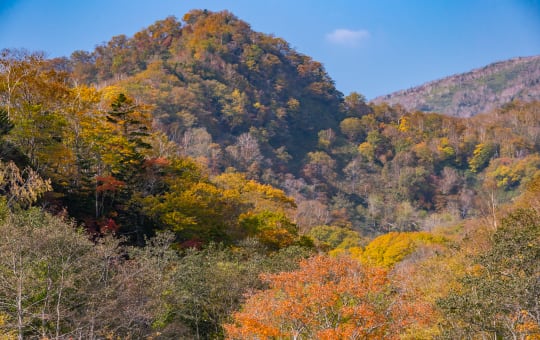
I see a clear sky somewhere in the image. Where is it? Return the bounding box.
[1,0,539,99]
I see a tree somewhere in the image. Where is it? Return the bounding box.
[239,211,298,250]
[343,92,370,117]
[141,158,243,243]
[302,151,337,185]
[103,92,152,181]
[0,50,73,174]
[0,49,45,119]
[340,117,365,142]
[307,225,363,253]
[125,233,311,339]
[0,161,51,209]
[0,208,120,339]
[362,232,446,268]
[225,254,430,339]
[469,142,497,173]
[226,133,263,174]
[438,208,540,339]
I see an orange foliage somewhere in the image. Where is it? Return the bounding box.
[143,157,170,168]
[224,254,430,339]
[96,175,126,193]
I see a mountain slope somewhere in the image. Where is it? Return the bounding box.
[372,55,540,117]
[67,10,345,172]
[53,10,540,236]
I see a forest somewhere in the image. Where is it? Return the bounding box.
[0,9,538,339]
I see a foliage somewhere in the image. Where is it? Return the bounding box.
[469,142,497,173]
[438,208,540,339]
[362,232,446,268]
[370,55,540,118]
[307,224,364,251]
[0,161,51,209]
[0,208,120,339]
[239,211,298,250]
[224,254,431,339]
[0,206,312,339]
[1,12,540,340]
[4,14,540,238]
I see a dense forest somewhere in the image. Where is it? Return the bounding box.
[0,9,538,339]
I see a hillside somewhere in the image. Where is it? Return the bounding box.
[372,55,540,117]
[54,10,540,237]
[1,8,540,339]
[67,10,345,172]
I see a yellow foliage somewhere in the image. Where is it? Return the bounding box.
[329,246,363,260]
[485,155,540,190]
[437,137,455,160]
[362,231,446,268]
[286,98,300,111]
[238,210,298,249]
[0,312,15,340]
[398,116,410,132]
[358,142,375,161]
[100,85,124,104]
[213,172,296,213]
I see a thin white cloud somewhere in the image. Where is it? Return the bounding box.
[325,28,370,47]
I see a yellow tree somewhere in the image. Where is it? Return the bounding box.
[362,231,446,268]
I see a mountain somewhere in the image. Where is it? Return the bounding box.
[2,9,540,340]
[5,10,540,237]
[371,55,540,117]
[54,10,540,236]
[66,10,345,173]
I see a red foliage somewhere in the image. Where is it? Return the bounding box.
[96,175,126,193]
[144,157,170,168]
[99,218,119,233]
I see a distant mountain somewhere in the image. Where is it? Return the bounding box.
[372,56,540,117]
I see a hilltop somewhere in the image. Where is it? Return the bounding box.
[372,55,540,117]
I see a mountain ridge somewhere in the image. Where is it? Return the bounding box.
[371,55,540,117]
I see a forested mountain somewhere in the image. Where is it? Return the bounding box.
[59,10,540,237]
[0,9,539,339]
[67,10,344,173]
[372,55,540,117]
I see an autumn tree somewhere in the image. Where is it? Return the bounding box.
[307,224,364,255]
[225,254,430,339]
[0,161,51,209]
[340,117,365,142]
[0,208,121,339]
[362,231,446,268]
[438,208,540,339]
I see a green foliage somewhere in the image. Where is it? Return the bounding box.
[469,142,497,173]
[340,117,365,141]
[0,208,120,339]
[1,19,539,240]
[127,234,311,339]
[307,225,363,251]
[438,208,540,339]
[0,109,13,136]
[239,211,298,250]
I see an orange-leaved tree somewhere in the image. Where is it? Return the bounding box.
[224,254,430,339]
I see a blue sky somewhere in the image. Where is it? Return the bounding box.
[1,0,539,99]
